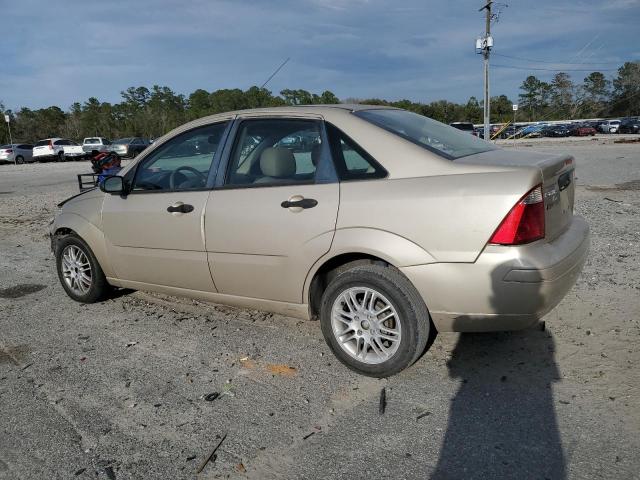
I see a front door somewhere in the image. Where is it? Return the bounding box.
[102,120,230,291]
[205,117,339,303]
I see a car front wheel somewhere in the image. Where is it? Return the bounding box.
[55,234,109,303]
[320,264,433,377]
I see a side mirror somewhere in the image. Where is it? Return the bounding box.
[100,176,126,195]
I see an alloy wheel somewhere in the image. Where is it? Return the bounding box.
[331,286,402,364]
[61,245,92,295]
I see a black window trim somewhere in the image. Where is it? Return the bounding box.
[125,120,233,195]
[213,116,338,190]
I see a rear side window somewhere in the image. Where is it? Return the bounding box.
[326,123,386,181]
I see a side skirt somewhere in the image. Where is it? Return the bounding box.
[107,277,310,320]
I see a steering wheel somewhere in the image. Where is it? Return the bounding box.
[169,166,207,190]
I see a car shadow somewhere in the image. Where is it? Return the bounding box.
[431,264,566,480]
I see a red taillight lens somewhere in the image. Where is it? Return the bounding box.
[48,140,53,150]
[489,185,545,245]
[6,149,12,153]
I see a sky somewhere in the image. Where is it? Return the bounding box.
[1,0,639,110]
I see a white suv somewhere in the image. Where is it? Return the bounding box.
[82,137,111,154]
[32,138,85,162]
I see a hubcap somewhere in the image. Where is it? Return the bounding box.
[61,245,92,295]
[331,287,402,364]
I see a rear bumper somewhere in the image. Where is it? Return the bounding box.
[401,216,590,332]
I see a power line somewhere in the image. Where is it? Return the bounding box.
[492,52,624,66]
[492,63,619,72]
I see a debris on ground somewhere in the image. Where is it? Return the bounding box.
[195,432,227,474]
[204,392,220,402]
[416,411,431,421]
[379,387,387,415]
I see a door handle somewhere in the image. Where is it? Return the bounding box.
[281,198,318,209]
[167,202,194,214]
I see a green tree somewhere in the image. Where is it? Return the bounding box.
[611,61,640,116]
[581,72,610,117]
[550,72,575,118]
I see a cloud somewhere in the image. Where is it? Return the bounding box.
[1,0,638,110]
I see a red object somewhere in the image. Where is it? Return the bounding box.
[5,149,12,153]
[489,185,545,245]
[48,140,54,150]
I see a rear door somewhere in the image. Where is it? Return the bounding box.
[205,116,339,303]
[101,120,232,291]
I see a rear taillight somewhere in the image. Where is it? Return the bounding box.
[489,185,545,245]
[48,140,53,150]
[6,149,12,153]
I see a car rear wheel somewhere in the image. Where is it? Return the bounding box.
[55,234,109,303]
[320,264,433,377]
[57,151,65,162]
[15,155,24,164]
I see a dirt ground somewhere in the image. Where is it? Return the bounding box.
[1,140,639,479]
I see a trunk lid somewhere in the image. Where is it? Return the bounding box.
[455,148,575,241]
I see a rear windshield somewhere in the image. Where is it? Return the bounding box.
[450,123,475,131]
[35,140,50,147]
[355,109,497,160]
[84,138,100,144]
[113,138,132,144]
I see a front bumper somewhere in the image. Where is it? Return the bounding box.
[401,216,590,332]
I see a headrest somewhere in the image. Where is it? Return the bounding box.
[260,147,296,178]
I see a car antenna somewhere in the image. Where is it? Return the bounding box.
[260,57,290,89]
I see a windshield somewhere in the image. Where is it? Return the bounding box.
[113,138,132,144]
[35,140,50,147]
[355,109,497,159]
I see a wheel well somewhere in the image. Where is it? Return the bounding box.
[308,253,389,320]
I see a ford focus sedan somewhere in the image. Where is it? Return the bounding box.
[50,105,589,377]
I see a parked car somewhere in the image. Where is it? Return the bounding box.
[50,105,589,377]
[618,117,640,134]
[109,137,149,158]
[449,122,475,133]
[33,138,85,162]
[519,124,546,138]
[542,124,571,137]
[569,124,597,136]
[0,143,34,164]
[597,119,621,133]
[82,137,111,154]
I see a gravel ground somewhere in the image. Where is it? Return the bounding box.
[0,143,639,480]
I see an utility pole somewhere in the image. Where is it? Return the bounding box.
[4,114,14,165]
[478,1,493,140]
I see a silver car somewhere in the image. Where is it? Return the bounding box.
[0,144,34,164]
[50,105,590,377]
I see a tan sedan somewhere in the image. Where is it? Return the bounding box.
[50,105,589,377]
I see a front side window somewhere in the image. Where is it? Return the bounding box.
[132,122,228,192]
[355,109,497,160]
[225,119,322,187]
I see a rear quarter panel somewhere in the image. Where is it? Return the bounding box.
[336,169,541,263]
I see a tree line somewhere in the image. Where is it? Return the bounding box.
[1,61,638,144]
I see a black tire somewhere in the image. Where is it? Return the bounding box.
[320,264,433,377]
[57,151,65,162]
[15,155,24,164]
[55,234,110,303]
